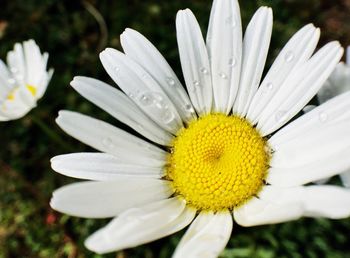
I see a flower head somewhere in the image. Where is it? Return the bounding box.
[51,0,350,257]
[0,39,53,121]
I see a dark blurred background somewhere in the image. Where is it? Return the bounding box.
[0,0,349,257]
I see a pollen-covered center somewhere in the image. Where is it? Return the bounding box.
[166,113,270,211]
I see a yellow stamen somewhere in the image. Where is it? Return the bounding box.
[166,113,270,211]
[6,84,36,101]
[7,91,15,101]
[26,84,37,96]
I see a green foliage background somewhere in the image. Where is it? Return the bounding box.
[0,0,350,257]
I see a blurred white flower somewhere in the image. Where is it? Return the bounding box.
[50,0,350,257]
[318,46,350,104]
[0,39,53,121]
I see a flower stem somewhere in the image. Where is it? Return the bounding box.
[30,114,72,152]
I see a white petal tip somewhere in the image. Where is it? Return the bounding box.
[84,235,109,255]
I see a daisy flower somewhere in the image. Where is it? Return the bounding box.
[51,0,350,256]
[0,39,53,121]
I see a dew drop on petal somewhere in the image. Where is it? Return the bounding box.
[219,72,227,79]
[127,92,135,99]
[193,80,200,87]
[200,67,209,75]
[225,16,236,28]
[102,137,114,149]
[284,51,294,63]
[266,82,273,90]
[318,111,328,122]
[139,93,153,106]
[228,57,237,67]
[166,77,175,86]
[184,104,193,112]
[275,110,288,122]
[162,110,175,124]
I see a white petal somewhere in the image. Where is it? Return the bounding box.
[0,60,11,82]
[233,7,272,116]
[56,110,166,167]
[247,24,320,123]
[268,123,350,186]
[176,9,213,115]
[206,0,242,114]
[6,43,25,81]
[120,29,196,123]
[50,179,173,218]
[257,41,343,136]
[100,48,182,134]
[51,153,164,180]
[270,91,350,147]
[234,186,304,226]
[173,211,232,258]
[302,185,350,219]
[271,121,350,167]
[23,39,46,86]
[85,198,195,254]
[268,150,350,187]
[71,76,173,145]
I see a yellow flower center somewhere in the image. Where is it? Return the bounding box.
[166,113,270,211]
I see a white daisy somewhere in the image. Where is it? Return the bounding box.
[50,0,350,257]
[0,39,53,121]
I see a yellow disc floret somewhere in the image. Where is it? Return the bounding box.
[26,84,37,96]
[166,113,270,211]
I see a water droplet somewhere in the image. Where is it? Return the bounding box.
[284,51,294,63]
[127,92,135,99]
[319,111,328,122]
[166,77,175,86]
[193,80,200,87]
[115,67,120,72]
[228,57,236,67]
[102,137,114,148]
[200,67,209,74]
[139,93,153,106]
[266,82,273,90]
[184,104,193,111]
[232,20,237,28]
[161,110,175,124]
[219,72,227,79]
[275,110,288,122]
[225,16,236,28]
